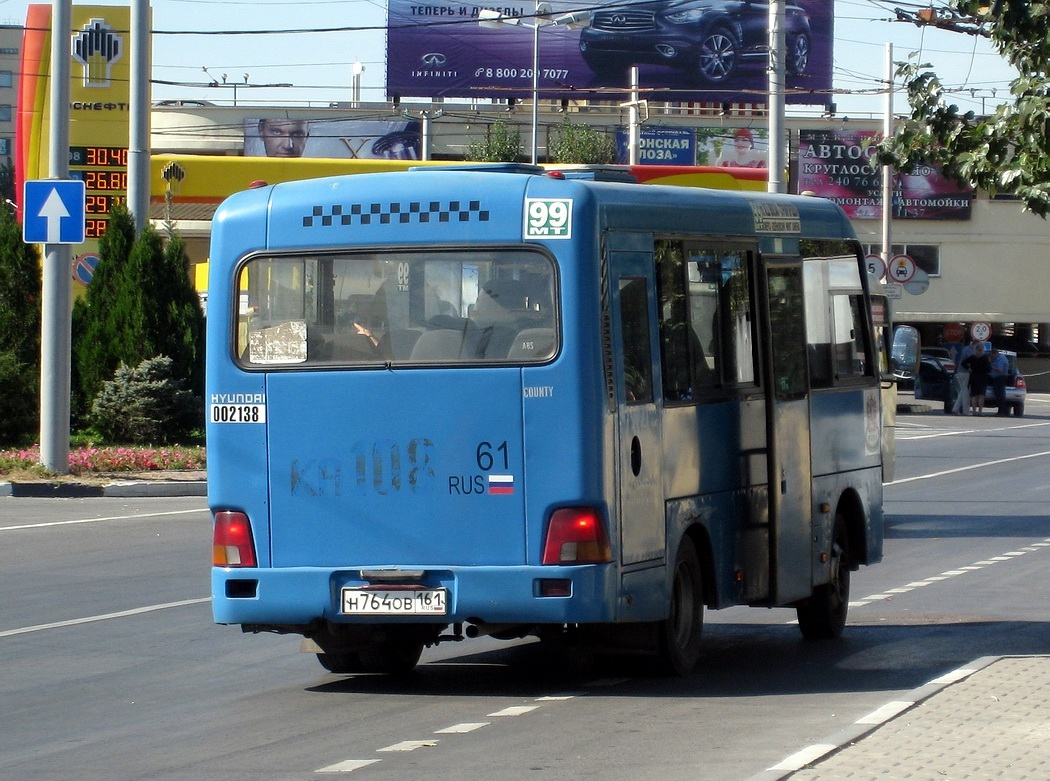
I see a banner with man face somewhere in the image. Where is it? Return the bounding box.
[245,118,423,160]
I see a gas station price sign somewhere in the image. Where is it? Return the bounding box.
[68,145,128,238]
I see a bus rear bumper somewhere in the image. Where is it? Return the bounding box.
[212,564,619,627]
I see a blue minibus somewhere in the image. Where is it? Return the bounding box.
[208,165,884,675]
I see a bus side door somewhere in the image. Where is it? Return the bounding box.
[762,261,814,604]
[608,241,666,567]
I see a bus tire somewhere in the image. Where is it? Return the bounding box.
[316,650,364,674]
[658,537,704,675]
[359,635,424,674]
[797,515,850,640]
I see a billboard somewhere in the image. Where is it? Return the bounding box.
[387,0,834,106]
[615,127,695,165]
[18,5,138,287]
[245,118,423,159]
[696,127,769,167]
[797,129,974,220]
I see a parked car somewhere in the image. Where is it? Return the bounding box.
[921,346,955,365]
[914,355,954,402]
[988,334,1042,356]
[943,349,1027,416]
[578,0,812,84]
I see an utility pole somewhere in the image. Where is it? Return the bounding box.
[126,0,150,232]
[880,43,894,273]
[767,0,785,193]
[39,0,73,473]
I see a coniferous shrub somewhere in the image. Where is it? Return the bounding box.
[90,356,200,444]
[0,203,42,445]
[0,205,41,368]
[72,206,205,426]
[0,351,38,446]
[72,205,138,416]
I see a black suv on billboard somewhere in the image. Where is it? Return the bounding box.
[579,0,811,84]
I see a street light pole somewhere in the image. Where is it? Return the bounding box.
[478,4,588,166]
[531,0,539,164]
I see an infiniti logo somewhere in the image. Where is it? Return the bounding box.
[611,14,627,25]
[421,52,447,66]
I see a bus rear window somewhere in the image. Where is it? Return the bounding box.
[235,249,558,367]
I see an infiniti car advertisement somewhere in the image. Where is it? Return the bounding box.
[386,0,833,105]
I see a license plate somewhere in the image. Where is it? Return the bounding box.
[341,588,447,616]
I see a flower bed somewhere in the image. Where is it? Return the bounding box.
[0,445,206,477]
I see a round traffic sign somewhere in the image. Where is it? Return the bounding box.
[72,252,99,285]
[865,254,887,282]
[943,323,965,343]
[903,268,929,295]
[970,321,992,342]
[888,254,916,284]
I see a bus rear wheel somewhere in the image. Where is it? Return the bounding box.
[316,650,364,674]
[797,515,850,639]
[657,537,704,675]
[359,633,425,674]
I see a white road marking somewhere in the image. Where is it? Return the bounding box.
[0,597,211,638]
[885,448,1050,486]
[435,723,488,734]
[316,759,381,773]
[1,508,205,531]
[854,539,1050,606]
[377,740,438,752]
[488,705,539,717]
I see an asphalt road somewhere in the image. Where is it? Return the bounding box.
[3,395,1049,781]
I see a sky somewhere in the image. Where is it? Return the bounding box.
[0,0,1021,120]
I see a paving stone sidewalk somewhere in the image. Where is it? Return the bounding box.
[755,655,1050,781]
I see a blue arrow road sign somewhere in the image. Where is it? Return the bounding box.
[23,179,86,244]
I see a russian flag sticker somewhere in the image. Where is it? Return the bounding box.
[488,474,514,495]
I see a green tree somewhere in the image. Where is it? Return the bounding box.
[878,1,1050,216]
[0,159,16,205]
[466,119,524,162]
[0,204,41,367]
[72,204,138,415]
[547,116,618,164]
[131,229,205,396]
[0,204,41,444]
[72,205,205,426]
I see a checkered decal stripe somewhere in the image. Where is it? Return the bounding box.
[303,200,490,228]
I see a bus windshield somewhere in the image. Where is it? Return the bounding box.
[236,248,558,367]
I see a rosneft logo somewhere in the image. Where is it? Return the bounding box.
[71,18,124,88]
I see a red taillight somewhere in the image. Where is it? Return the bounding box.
[1015,375,1026,389]
[213,511,256,567]
[542,507,611,565]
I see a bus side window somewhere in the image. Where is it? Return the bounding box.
[619,277,653,404]
[832,294,869,378]
[767,266,809,399]
[656,240,695,401]
[713,254,756,386]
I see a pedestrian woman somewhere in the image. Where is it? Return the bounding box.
[962,342,991,415]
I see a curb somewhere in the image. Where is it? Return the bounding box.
[744,655,1001,781]
[0,480,207,498]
